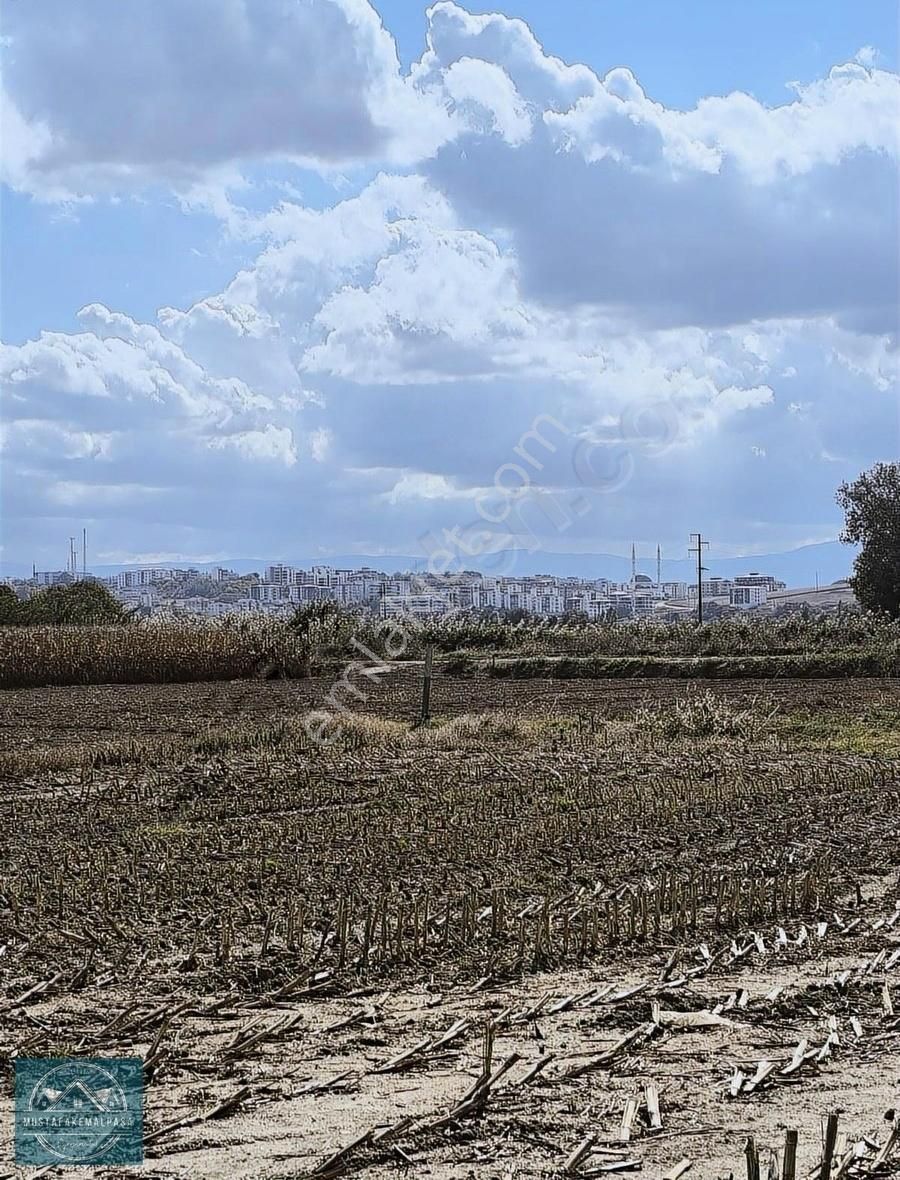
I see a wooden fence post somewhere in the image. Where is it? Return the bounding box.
[781,1128,798,1180]
[745,1137,760,1180]
[420,643,434,724]
[820,1113,839,1179]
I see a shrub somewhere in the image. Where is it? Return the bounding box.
[634,691,775,741]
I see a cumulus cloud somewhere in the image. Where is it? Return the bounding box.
[413,1,599,111]
[426,105,898,329]
[1,1,897,566]
[0,305,307,498]
[1,0,453,198]
[382,471,475,504]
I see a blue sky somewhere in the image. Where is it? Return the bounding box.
[1,0,897,571]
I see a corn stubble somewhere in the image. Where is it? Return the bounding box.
[2,710,895,998]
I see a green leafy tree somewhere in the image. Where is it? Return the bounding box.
[837,461,900,618]
[289,598,345,638]
[21,580,131,625]
[0,584,21,624]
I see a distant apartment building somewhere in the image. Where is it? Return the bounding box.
[250,582,289,603]
[730,585,769,608]
[265,564,296,586]
[32,570,72,587]
[660,580,689,599]
[112,587,155,610]
[383,593,451,619]
[336,571,383,605]
[61,556,797,622]
[687,577,734,599]
[286,584,334,605]
[114,567,175,589]
[733,572,786,592]
[311,565,337,587]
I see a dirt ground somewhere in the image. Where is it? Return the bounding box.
[1,673,898,1178]
[0,671,897,755]
[1,876,898,1179]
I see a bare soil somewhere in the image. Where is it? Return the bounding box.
[1,879,898,1179]
[1,673,898,1178]
[0,672,896,757]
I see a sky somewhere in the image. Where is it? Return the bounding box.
[1,0,898,573]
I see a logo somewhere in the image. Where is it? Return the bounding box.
[15,1058,144,1166]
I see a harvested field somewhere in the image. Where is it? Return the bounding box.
[0,671,898,769]
[1,672,898,1177]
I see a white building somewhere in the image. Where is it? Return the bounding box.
[114,567,175,589]
[734,572,786,592]
[265,564,297,586]
[311,565,336,587]
[250,583,287,603]
[33,570,71,586]
[730,585,768,608]
[286,584,334,604]
[383,593,451,619]
[660,580,689,599]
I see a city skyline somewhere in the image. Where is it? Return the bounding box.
[11,556,804,623]
[2,1,898,567]
[4,531,856,594]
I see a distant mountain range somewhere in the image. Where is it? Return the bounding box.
[2,540,856,590]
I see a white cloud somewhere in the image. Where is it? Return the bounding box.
[440,58,532,145]
[309,427,332,462]
[1,2,897,566]
[1,0,454,198]
[413,1,599,110]
[382,471,473,503]
[413,5,899,330]
[208,425,298,466]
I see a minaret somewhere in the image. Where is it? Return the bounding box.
[657,544,662,591]
[631,542,636,589]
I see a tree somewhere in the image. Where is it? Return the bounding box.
[837,461,900,618]
[20,580,131,625]
[0,584,21,624]
[561,608,590,626]
[289,599,346,638]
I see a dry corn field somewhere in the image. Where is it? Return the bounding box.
[1,671,898,1178]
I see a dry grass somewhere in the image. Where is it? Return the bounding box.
[0,617,311,688]
[633,689,778,741]
[0,695,790,780]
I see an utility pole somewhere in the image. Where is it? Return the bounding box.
[82,528,88,579]
[689,533,709,625]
